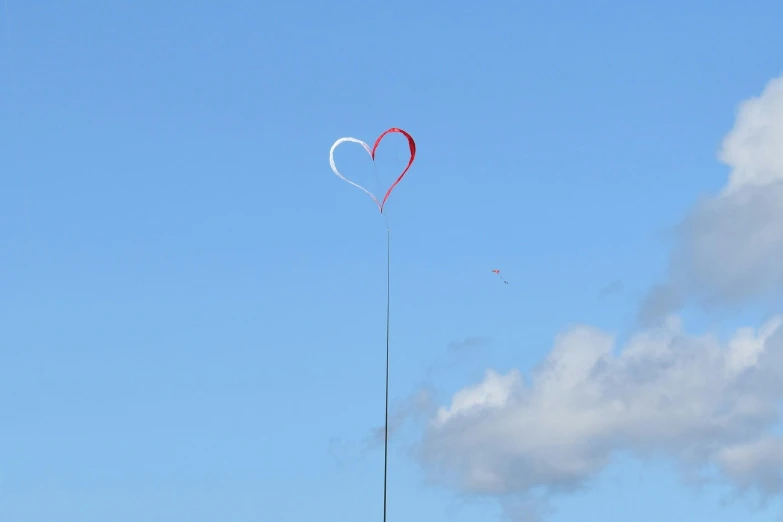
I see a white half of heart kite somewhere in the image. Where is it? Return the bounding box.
[329,136,380,208]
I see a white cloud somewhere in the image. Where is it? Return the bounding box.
[418,316,783,507]
[640,73,783,322]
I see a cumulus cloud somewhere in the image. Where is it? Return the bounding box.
[418,316,783,510]
[640,73,783,323]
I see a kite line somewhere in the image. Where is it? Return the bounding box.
[383,217,390,522]
[329,128,416,522]
[373,170,391,522]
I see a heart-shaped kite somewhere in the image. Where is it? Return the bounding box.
[329,127,416,213]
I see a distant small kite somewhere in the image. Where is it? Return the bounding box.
[492,269,508,284]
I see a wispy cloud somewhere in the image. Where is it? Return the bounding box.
[371,387,437,444]
[448,336,492,353]
[597,280,624,301]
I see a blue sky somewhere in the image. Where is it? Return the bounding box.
[2,1,783,521]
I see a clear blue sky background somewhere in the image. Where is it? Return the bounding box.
[1,1,782,521]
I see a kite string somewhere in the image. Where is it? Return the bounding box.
[372,161,391,522]
[383,219,389,522]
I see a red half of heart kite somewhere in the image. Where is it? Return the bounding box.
[329,127,416,213]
